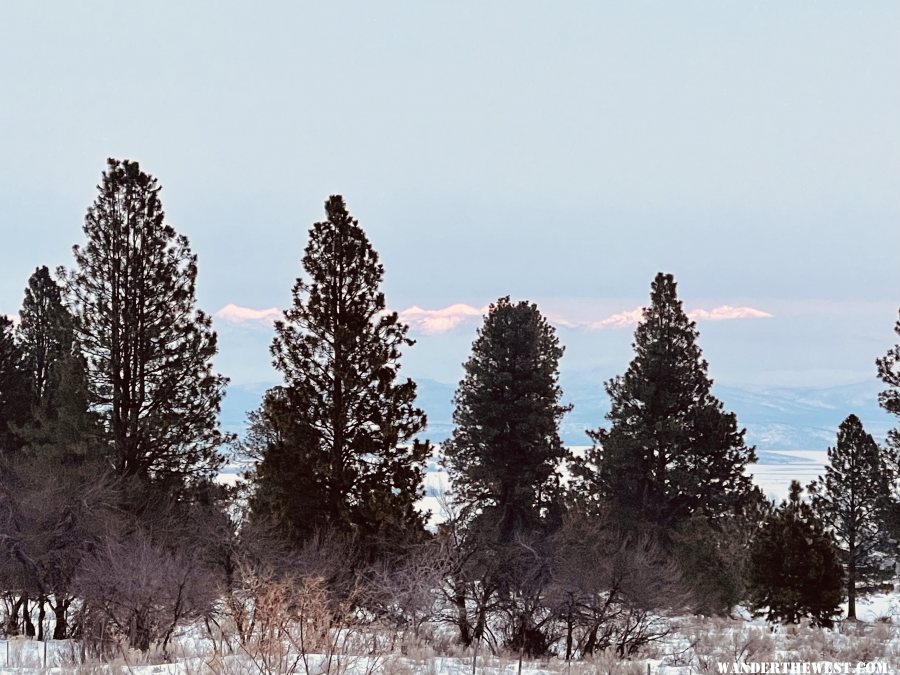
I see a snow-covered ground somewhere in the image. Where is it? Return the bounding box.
[4,599,900,674]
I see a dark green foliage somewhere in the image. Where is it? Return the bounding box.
[874,312,900,597]
[574,273,757,530]
[877,310,900,451]
[14,266,101,462]
[66,158,227,485]
[808,415,896,619]
[443,296,570,541]
[0,267,114,640]
[18,266,74,407]
[672,486,770,614]
[671,515,743,615]
[0,315,28,452]
[440,298,569,653]
[249,195,429,558]
[747,481,844,627]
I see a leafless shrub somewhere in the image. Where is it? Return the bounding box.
[570,649,648,675]
[0,453,121,640]
[75,527,218,657]
[213,526,354,652]
[224,568,382,675]
[690,623,775,674]
[547,511,691,659]
[493,532,556,660]
[432,496,503,653]
[831,634,888,663]
[364,539,453,650]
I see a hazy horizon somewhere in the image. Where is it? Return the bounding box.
[2,2,898,392]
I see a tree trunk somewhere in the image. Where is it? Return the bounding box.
[22,595,35,637]
[583,623,599,656]
[52,599,68,640]
[473,602,487,643]
[37,599,45,641]
[453,583,471,646]
[130,610,152,653]
[5,595,24,636]
[848,559,857,620]
[895,559,900,593]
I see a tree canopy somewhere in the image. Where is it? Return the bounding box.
[66,158,227,486]
[574,272,757,531]
[249,195,429,559]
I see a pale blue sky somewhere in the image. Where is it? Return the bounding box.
[1,2,898,388]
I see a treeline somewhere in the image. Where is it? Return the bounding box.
[0,158,899,660]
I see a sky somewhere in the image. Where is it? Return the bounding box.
[1,2,898,391]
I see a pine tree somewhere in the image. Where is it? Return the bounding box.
[66,158,227,485]
[809,415,896,619]
[574,272,756,530]
[878,310,900,452]
[15,266,99,462]
[876,310,900,584]
[440,298,569,654]
[249,195,429,557]
[0,315,28,453]
[17,267,74,408]
[747,481,844,627]
[443,297,571,541]
[0,269,109,640]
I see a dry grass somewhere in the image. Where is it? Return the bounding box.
[5,603,900,674]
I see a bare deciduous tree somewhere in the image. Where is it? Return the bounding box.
[364,539,452,649]
[547,511,691,658]
[75,527,218,655]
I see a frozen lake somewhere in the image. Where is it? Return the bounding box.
[221,447,835,524]
[750,449,829,502]
[419,448,833,524]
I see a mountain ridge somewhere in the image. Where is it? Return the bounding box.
[220,375,895,452]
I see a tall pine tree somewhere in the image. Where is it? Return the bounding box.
[15,266,99,461]
[249,195,429,557]
[878,310,900,452]
[0,268,109,640]
[441,297,570,652]
[875,311,900,585]
[0,315,28,453]
[808,415,895,619]
[66,158,227,485]
[443,297,570,541]
[18,267,74,408]
[575,273,756,531]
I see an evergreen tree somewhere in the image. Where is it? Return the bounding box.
[809,415,896,619]
[747,481,843,627]
[0,315,28,453]
[17,267,74,408]
[440,298,569,653]
[15,266,100,462]
[0,269,109,640]
[249,195,429,557]
[443,297,570,541]
[671,509,753,615]
[876,310,900,583]
[66,158,227,485]
[574,273,756,530]
[878,309,900,452]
